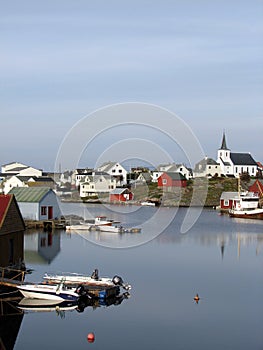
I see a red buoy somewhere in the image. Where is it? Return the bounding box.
[87,332,95,343]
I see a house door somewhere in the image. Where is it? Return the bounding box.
[48,206,53,219]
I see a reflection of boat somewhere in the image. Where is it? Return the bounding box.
[229,191,263,220]
[43,269,132,291]
[17,298,78,312]
[17,282,80,302]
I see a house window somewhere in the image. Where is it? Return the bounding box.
[224,200,229,206]
[162,179,167,185]
[41,206,47,215]
[112,169,116,173]
[119,169,122,173]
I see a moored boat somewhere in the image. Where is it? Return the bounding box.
[228,191,263,220]
[43,269,132,291]
[17,282,80,302]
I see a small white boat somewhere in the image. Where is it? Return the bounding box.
[140,200,156,207]
[17,282,80,302]
[66,216,117,231]
[43,269,131,291]
[97,225,124,233]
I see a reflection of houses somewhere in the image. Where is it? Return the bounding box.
[109,188,134,202]
[9,187,61,221]
[24,232,61,264]
[0,194,25,268]
[158,172,187,190]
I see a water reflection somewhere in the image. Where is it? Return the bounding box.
[24,231,61,264]
[0,298,24,350]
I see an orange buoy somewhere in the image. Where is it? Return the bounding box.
[194,294,200,303]
[87,332,95,343]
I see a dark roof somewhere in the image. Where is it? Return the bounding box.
[163,172,186,180]
[230,153,257,166]
[220,132,229,150]
[30,176,54,182]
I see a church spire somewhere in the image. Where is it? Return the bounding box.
[220,131,228,150]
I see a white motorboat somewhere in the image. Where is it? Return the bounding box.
[229,191,263,220]
[17,282,80,302]
[43,269,132,291]
[66,216,117,231]
[140,200,156,207]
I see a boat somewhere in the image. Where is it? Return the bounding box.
[43,269,132,291]
[17,281,80,302]
[140,200,156,207]
[228,191,263,220]
[17,298,78,312]
[66,216,117,231]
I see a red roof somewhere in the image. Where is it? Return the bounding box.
[0,194,12,227]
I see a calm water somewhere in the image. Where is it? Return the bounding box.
[8,204,263,349]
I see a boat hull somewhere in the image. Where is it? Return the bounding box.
[229,208,263,220]
[18,285,79,302]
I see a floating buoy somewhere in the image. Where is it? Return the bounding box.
[87,332,95,343]
[194,294,200,303]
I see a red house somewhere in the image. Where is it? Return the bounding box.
[158,172,187,189]
[219,192,239,210]
[249,179,263,197]
[109,188,134,202]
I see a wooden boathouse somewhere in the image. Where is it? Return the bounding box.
[0,194,25,274]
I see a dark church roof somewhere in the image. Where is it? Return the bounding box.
[230,153,257,166]
[220,132,229,150]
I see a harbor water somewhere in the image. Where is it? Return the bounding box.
[5,203,263,349]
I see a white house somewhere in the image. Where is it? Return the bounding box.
[96,162,127,185]
[3,175,54,194]
[217,133,258,178]
[9,187,61,221]
[1,162,42,176]
[79,172,116,198]
[193,157,221,178]
[152,163,192,182]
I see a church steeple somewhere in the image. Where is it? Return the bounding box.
[220,131,229,150]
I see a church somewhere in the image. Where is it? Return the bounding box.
[217,132,258,178]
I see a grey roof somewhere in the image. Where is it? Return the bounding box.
[230,153,257,166]
[110,188,130,194]
[164,172,186,180]
[9,187,53,203]
[194,158,219,171]
[220,192,239,200]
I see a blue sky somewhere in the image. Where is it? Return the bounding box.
[1,0,262,171]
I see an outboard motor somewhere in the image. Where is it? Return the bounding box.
[76,284,86,296]
[112,275,131,291]
[91,269,99,280]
